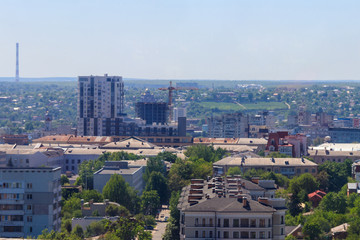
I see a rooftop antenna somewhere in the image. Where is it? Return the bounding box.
[15,43,19,82]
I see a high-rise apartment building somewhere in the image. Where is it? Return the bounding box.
[77,75,125,136]
[173,107,187,122]
[135,102,168,125]
[207,113,249,138]
[0,167,61,238]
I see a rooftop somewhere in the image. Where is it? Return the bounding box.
[214,157,317,167]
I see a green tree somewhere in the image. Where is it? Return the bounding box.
[145,171,169,204]
[226,167,242,176]
[71,225,84,239]
[60,175,70,185]
[185,145,226,162]
[156,151,177,163]
[102,174,138,212]
[143,157,166,182]
[141,190,161,216]
[190,158,213,179]
[319,192,347,214]
[303,220,322,240]
[105,205,130,217]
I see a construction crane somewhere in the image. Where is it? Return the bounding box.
[159,81,198,122]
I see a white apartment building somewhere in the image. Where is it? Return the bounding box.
[178,178,286,240]
[173,107,187,122]
[208,113,249,138]
[77,74,125,136]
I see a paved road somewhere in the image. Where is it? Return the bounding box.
[152,208,170,240]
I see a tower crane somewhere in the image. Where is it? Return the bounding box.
[159,81,198,122]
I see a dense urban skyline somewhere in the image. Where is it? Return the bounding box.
[1,0,360,80]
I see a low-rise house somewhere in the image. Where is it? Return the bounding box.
[308,190,326,207]
[81,199,120,216]
[330,223,349,239]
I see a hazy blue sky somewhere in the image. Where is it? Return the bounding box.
[1,0,360,80]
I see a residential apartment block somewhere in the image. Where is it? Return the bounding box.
[0,167,61,238]
[207,113,249,138]
[178,177,286,240]
[77,74,125,136]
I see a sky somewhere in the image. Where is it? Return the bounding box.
[1,0,360,80]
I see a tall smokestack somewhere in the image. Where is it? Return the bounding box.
[15,43,19,82]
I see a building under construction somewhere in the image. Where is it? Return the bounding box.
[135,102,168,125]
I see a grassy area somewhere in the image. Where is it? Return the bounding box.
[200,102,244,111]
[242,102,288,110]
[199,101,288,111]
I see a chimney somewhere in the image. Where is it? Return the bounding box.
[243,197,248,207]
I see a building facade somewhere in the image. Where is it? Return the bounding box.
[208,113,249,138]
[135,102,168,125]
[93,161,145,194]
[0,167,61,238]
[178,178,286,240]
[77,74,125,136]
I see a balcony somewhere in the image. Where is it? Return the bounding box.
[0,221,24,226]
[0,232,24,238]
[0,210,24,215]
[0,199,24,204]
[194,224,214,227]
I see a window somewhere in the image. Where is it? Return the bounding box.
[281,216,284,224]
[27,183,32,189]
[202,218,206,227]
[210,218,213,226]
[281,228,284,235]
[259,231,265,239]
[241,218,249,227]
[181,227,184,235]
[259,219,265,227]
[27,205,32,210]
[30,227,32,233]
[195,218,198,226]
[305,168,308,173]
[268,231,271,238]
[233,231,239,238]
[26,194,32,200]
[66,159,69,164]
[224,231,229,239]
[71,166,74,170]
[224,219,229,227]
[72,160,75,164]
[241,231,249,239]
[202,231,205,238]
[250,232,256,239]
[78,159,81,164]
[312,169,316,173]
[268,219,271,227]
[250,219,256,227]
[195,231,198,238]
[233,219,239,227]
[218,231,220,238]
[27,216,32,222]
[209,231,213,238]
[297,168,301,173]
[218,219,221,227]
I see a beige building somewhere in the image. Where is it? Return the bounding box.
[178,178,286,240]
[308,149,360,164]
[213,157,318,177]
